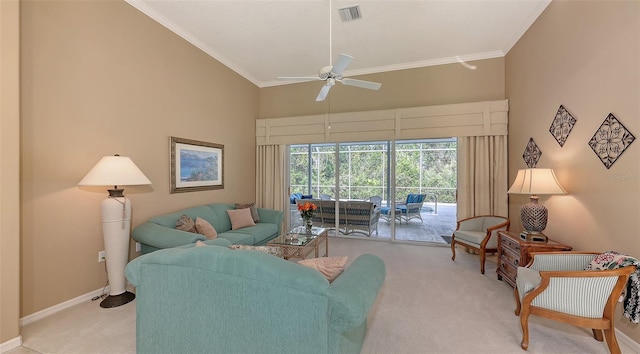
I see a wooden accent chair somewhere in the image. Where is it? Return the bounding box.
[514,252,636,354]
[450,215,510,274]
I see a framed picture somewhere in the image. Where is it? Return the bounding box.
[170,137,224,193]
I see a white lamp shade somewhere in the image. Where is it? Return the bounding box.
[507,168,566,195]
[78,155,151,187]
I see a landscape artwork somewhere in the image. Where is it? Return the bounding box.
[170,137,224,193]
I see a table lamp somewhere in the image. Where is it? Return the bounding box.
[78,154,151,308]
[507,168,566,242]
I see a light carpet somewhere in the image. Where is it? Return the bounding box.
[8,238,636,354]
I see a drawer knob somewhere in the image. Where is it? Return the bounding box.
[514,259,519,266]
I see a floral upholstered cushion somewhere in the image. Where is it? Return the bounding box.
[175,214,196,233]
[235,202,260,223]
[229,244,282,257]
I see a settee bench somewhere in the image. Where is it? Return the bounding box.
[297,199,380,236]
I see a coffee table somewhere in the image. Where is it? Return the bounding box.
[267,226,328,260]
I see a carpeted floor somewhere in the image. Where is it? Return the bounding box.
[8,238,637,354]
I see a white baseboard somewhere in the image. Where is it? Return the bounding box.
[0,335,22,353]
[617,328,640,353]
[20,287,108,326]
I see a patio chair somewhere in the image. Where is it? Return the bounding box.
[450,215,509,274]
[380,194,427,224]
[514,251,638,353]
[367,196,382,208]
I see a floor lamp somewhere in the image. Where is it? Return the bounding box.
[78,154,151,308]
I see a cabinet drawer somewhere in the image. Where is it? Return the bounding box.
[500,236,521,253]
[500,258,518,283]
[500,248,521,268]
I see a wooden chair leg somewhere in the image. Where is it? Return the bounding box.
[514,287,521,316]
[520,306,530,350]
[592,329,603,341]
[451,238,456,261]
[480,249,486,274]
[603,328,621,354]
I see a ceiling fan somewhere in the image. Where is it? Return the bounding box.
[277,54,382,102]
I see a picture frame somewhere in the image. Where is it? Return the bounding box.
[170,137,224,193]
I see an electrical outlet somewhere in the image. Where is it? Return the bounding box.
[135,242,141,253]
[98,250,106,262]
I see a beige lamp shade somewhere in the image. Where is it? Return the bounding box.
[507,168,566,196]
[78,155,151,187]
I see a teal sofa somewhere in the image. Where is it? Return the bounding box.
[132,203,284,254]
[125,243,386,354]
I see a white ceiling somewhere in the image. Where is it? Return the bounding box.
[126,0,551,88]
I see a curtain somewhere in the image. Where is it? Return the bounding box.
[457,136,508,219]
[256,145,286,212]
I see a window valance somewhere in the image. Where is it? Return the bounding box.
[256,99,508,145]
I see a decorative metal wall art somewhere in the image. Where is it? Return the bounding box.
[522,138,542,168]
[588,113,635,169]
[549,105,577,147]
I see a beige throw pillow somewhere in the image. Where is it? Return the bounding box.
[298,256,348,282]
[235,202,260,223]
[195,217,218,239]
[227,208,256,230]
[175,214,196,233]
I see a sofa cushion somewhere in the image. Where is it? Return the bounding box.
[218,231,255,245]
[151,206,218,229]
[206,204,234,232]
[195,217,217,239]
[175,215,196,233]
[453,230,486,246]
[228,224,279,245]
[235,202,260,223]
[227,208,256,230]
[298,256,348,282]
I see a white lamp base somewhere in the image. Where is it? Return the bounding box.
[100,192,134,308]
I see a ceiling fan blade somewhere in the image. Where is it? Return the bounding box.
[341,78,382,90]
[316,84,332,102]
[277,76,321,82]
[331,54,353,76]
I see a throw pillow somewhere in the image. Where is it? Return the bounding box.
[235,202,260,223]
[195,240,207,247]
[229,244,283,257]
[195,217,218,240]
[301,194,313,200]
[227,208,256,230]
[298,256,348,282]
[175,214,196,233]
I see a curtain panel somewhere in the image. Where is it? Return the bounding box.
[457,135,508,219]
[256,144,286,212]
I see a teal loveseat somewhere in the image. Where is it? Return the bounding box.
[125,244,386,354]
[132,203,284,254]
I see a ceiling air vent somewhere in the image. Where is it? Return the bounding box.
[338,5,362,22]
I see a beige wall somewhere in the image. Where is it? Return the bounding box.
[1,0,21,345]
[260,57,505,118]
[19,0,258,316]
[506,0,639,342]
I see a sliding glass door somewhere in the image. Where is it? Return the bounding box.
[288,139,457,244]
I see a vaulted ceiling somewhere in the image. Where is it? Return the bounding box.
[126,0,551,88]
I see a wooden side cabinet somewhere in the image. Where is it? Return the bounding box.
[496,231,572,287]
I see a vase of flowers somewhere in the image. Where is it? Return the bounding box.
[297,202,317,233]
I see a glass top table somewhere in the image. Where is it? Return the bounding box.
[267,226,329,260]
